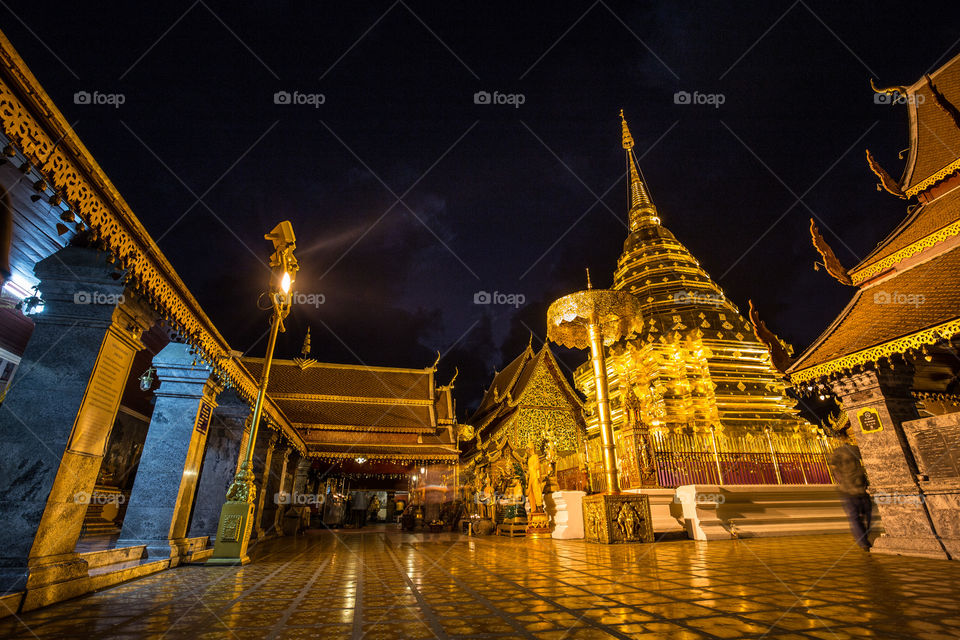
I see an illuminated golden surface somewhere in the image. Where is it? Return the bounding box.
[546,289,643,350]
[2,529,959,639]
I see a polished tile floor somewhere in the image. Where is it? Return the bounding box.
[2,527,959,639]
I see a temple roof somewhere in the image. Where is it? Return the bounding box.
[791,55,960,383]
[851,186,960,281]
[242,356,458,461]
[244,358,433,400]
[243,357,440,434]
[899,51,960,197]
[470,343,582,434]
[788,247,960,382]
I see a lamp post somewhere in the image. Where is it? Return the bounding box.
[209,221,298,565]
[546,275,653,543]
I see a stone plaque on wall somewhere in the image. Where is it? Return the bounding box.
[67,330,132,456]
[910,423,960,479]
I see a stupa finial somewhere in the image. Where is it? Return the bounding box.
[300,326,311,358]
[620,110,659,227]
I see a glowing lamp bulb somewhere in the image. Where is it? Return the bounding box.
[280,271,291,293]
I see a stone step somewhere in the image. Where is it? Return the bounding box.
[87,557,170,592]
[78,545,147,570]
[181,548,214,564]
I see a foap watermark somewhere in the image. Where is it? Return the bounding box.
[274,90,326,108]
[673,290,724,307]
[874,92,925,106]
[872,290,925,308]
[74,291,125,306]
[675,492,726,504]
[73,491,126,505]
[275,492,323,505]
[474,290,525,308]
[282,292,326,308]
[473,90,525,108]
[674,90,725,109]
[74,90,125,108]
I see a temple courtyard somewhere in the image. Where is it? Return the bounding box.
[0,529,956,640]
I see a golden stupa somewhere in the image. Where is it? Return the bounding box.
[575,112,816,489]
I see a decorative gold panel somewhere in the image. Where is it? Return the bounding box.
[582,493,653,544]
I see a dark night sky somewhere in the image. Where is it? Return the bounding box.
[5,2,960,415]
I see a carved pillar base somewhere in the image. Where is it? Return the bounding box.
[582,493,653,544]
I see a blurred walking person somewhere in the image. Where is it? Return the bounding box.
[829,428,872,550]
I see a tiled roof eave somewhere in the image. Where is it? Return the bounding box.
[789,316,960,384]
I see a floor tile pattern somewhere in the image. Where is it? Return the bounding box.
[2,527,959,639]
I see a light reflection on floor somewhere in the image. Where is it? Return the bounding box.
[1,527,958,639]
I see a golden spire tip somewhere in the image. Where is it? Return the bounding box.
[620,109,634,150]
[586,268,593,290]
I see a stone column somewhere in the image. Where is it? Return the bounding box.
[830,365,948,558]
[117,343,221,563]
[249,430,277,540]
[258,443,289,538]
[293,456,310,495]
[0,246,154,610]
[188,391,250,540]
[272,447,295,535]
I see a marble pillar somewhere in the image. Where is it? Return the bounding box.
[831,366,949,558]
[0,246,154,609]
[117,343,221,562]
[188,392,250,540]
[249,431,277,540]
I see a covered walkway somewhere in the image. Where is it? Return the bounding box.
[1,529,957,639]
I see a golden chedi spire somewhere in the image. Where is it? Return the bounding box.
[620,110,658,229]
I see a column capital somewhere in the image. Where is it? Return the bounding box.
[152,342,217,400]
[32,245,128,327]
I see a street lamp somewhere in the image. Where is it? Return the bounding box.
[209,221,299,565]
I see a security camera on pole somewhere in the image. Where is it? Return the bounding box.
[208,222,298,565]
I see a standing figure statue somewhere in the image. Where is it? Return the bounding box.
[480,472,495,520]
[526,446,544,512]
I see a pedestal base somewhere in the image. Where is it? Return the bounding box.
[497,517,527,537]
[582,493,653,544]
[207,501,254,565]
[526,510,551,537]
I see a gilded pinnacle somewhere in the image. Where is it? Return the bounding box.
[620,109,634,150]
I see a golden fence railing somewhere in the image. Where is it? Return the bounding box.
[650,430,838,488]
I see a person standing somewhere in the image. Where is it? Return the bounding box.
[828,428,872,550]
[352,490,368,529]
